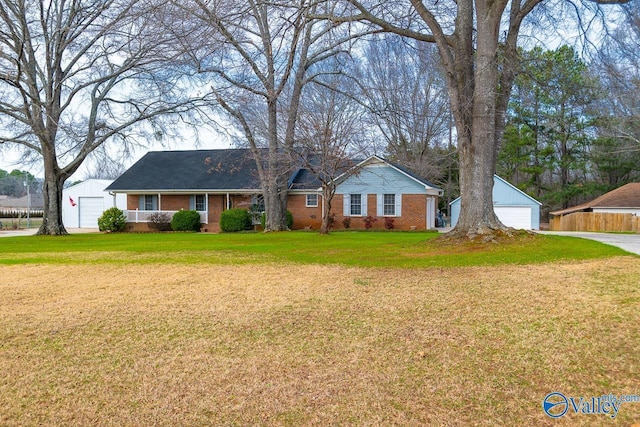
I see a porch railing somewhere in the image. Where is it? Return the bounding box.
[125,210,208,224]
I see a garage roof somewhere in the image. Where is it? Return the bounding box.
[550,182,640,216]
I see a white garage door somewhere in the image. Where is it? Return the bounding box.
[79,197,105,228]
[494,206,531,230]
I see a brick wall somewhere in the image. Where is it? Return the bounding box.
[159,195,190,211]
[288,194,322,230]
[124,192,435,232]
[327,194,431,231]
[126,195,138,210]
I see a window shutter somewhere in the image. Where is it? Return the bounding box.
[139,195,144,210]
[396,194,402,217]
[376,194,383,216]
[189,195,195,210]
[362,194,368,217]
[343,194,350,216]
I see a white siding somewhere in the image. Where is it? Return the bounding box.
[449,176,541,230]
[592,208,640,215]
[62,179,127,228]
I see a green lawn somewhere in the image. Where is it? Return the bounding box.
[1,231,639,425]
[0,230,631,267]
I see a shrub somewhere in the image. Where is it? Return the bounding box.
[97,207,127,232]
[260,210,294,229]
[327,213,336,231]
[363,215,377,229]
[220,208,252,232]
[148,212,172,232]
[171,210,202,232]
[342,216,351,229]
[384,217,395,230]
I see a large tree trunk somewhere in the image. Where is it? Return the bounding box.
[454,134,504,238]
[38,153,69,235]
[263,182,287,231]
[262,97,289,232]
[448,1,506,239]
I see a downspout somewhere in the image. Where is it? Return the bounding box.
[205,193,209,224]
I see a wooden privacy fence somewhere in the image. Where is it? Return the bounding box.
[550,212,639,232]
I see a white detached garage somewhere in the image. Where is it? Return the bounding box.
[449,175,542,230]
[62,179,127,229]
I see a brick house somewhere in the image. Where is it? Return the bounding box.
[106,149,442,232]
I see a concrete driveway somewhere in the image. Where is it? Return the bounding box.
[537,231,640,255]
[0,228,99,238]
[0,229,37,238]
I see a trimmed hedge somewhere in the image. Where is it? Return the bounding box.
[220,208,252,232]
[98,207,127,232]
[171,210,202,232]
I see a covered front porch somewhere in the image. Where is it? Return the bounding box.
[121,192,261,232]
[124,209,208,224]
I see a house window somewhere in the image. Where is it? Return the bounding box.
[350,194,362,216]
[194,195,206,211]
[383,194,395,216]
[251,194,265,212]
[377,193,401,217]
[306,194,318,207]
[140,195,158,210]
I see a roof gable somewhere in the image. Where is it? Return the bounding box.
[449,175,542,207]
[335,155,442,192]
[106,149,262,192]
[551,182,640,216]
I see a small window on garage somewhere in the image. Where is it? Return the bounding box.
[306,194,318,207]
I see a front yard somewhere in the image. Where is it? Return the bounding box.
[0,232,638,425]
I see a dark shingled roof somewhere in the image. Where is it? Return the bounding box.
[107,149,443,194]
[550,182,640,216]
[106,149,262,192]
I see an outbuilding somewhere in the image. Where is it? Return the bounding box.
[62,179,127,229]
[449,175,542,230]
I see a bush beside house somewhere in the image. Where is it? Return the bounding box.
[171,210,202,232]
[220,208,252,232]
[97,207,127,232]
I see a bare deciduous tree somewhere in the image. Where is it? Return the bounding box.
[327,0,633,239]
[294,73,370,234]
[181,0,356,231]
[357,34,454,189]
[0,0,207,235]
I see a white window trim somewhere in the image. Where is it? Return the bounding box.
[190,194,207,211]
[140,194,158,211]
[306,193,318,208]
[343,193,367,217]
[377,193,402,217]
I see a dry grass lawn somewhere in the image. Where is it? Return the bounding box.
[1,258,639,426]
